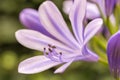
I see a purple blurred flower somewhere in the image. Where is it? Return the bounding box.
[16,0,103,74]
[63,0,117,18]
[107,31,120,78]
[105,0,116,16]
[19,8,55,38]
[63,0,100,19]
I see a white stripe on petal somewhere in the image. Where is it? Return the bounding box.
[18,56,62,74]
[69,0,86,45]
[15,29,73,53]
[84,18,103,45]
[38,1,80,49]
[54,59,73,73]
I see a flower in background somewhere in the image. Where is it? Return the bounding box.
[63,0,117,18]
[105,0,117,16]
[63,0,100,19]
[107,31,120,79]
[16,0,103,74]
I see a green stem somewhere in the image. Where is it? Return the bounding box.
[90,37,108,65]
[98,57,108,65]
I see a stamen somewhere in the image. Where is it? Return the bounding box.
[59,52,62,55]
[48,44,52,47]
[43,44,63,62]
[44,48,46,50]
[48,48,52,52]
[43,47,49,57]
[59,52,63,62]
[52,46,56,48]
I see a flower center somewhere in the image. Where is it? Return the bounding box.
[43,44,63,62]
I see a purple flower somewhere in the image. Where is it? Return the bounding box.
[16,0,103,74]
[19,8,55,38]
[105,0,116,16]
[107,31,120,79]
[64,0,117,18]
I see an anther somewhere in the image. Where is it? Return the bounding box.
[52,46,56,48]
[48,44,52,47]
[49,48,52,52]
[59,52,62,55]
[44,48,46,50]
[46,52,48,55]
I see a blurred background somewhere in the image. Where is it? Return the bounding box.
[0,0,113,80]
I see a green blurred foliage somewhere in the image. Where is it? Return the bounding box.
[0,0,112,80]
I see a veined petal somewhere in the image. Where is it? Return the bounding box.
[107,31,120,78]
[68,47,99,62]
[54,59,73,73]
[38,1,80,49]
[15,29,73,53]
[86,2,100,19]
[69,0,86,45]
[18,56,62,74]
[19,8,53,37]
[84,18,103,45]
[82,47,99,61]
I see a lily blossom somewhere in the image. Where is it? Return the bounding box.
[16,0,103,74]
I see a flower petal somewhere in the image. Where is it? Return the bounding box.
[105,0,116,16]
[107,31,120,78]
[69,0,86,45]
[96,0,106,17]
[84,18,103,45]
[15,29,73,53]
[19,8,54,38]
[54,60,73,73]
[68,47,99,62]
[38,1,80,49]
[63,0,73,14]
[18,56,62,74]
[82,47,99,61]
[86,2,100,19]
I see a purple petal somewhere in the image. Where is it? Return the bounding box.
[15,29,73,53]
[19,8,53,37]
[69,0,86,45]
[84,18,103,45]
[86,2,100,19]
[81,47,99,62]
[54,60,73,73]
[107,31,120,78]
[18,56,62,74]
[105,0,116,16]
[38,1,80,49]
